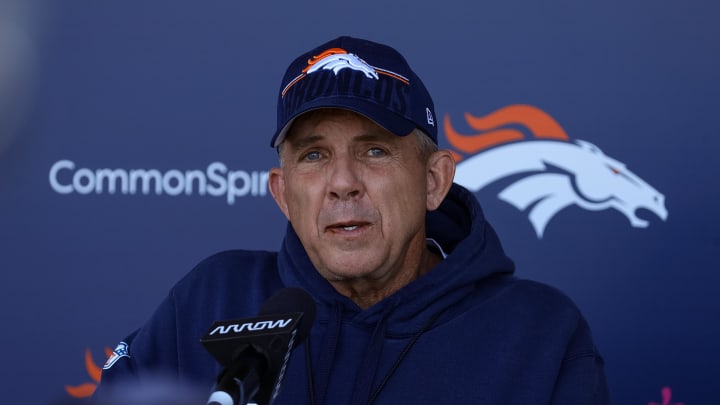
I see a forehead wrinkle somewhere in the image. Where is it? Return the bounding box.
[352,131,398,144]
[285,133,325,150]
[287,125,397,150]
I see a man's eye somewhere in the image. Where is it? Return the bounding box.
[303,151,322,161]
[367,147,386,157]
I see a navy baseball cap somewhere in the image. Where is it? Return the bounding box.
[271,36,437,147]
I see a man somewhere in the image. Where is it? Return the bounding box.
[94,36,610,404]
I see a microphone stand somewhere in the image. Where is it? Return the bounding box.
[207,349,265,405]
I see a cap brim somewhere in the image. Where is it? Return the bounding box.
[271,97,416,147]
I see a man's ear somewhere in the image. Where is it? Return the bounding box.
[268,167,290,220]
[426,150,456,211]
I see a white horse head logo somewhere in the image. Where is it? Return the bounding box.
[304,48,379,80]
[448,105,668,238]
[281,48,410,98]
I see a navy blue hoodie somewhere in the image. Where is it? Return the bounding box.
[94,184,610,404]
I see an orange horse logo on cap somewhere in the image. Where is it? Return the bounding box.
[282,47,409,98]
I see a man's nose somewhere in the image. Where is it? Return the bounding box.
[326,156,363,200]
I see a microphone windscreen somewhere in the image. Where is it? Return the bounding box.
[259,287,316,343]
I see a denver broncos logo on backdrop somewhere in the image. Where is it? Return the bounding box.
[65,346,112,398]
[282,47,409,97]
[447,105,668,238]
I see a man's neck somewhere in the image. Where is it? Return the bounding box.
[330,248,443,309]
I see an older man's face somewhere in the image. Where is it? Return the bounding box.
[269,110,437,286]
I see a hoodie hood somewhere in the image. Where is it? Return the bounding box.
[277,183,515,333]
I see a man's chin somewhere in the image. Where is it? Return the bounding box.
[318,260,386,282]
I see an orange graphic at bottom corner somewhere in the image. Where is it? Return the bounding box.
[65,347,112,398]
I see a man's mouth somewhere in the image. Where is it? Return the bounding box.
[327,222,370,232]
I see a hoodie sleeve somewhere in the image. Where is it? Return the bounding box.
[550,316,611,405]
[91,292,180,402]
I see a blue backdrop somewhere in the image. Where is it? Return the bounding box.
[1,1,718,404]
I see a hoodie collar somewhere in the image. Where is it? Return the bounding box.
[277,183,515,331]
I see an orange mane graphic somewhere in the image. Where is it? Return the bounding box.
[445,104,570,162]
[65,347,112,398]
[446,104,668,238]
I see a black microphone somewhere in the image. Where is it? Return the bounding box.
[201,288,316,405]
